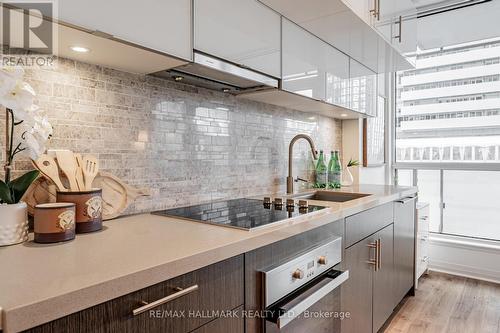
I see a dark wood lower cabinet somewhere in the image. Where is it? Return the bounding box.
[372,224,395,333]
[342,223,396,333]
[341,233,375,333]
[191,306,244,333]
[24,255,244,333]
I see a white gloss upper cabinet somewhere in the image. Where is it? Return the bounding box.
[282,19,326,101]
[375,0,418,61]
[350,58,377,116]
[194,0,281,78]
[58,0,192,60]
[392,16,418,62]
[325,47,351,109]
[342,0,417,67]
[282,19,349,106]
[341,0,375,25]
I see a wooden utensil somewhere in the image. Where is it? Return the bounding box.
[23,171,151,220]
[82,155,99,190]
[74,153,85,191]
[23,177,57,216]
[32,155,67,191]
[55,150,79,191]
[92,171,151,220]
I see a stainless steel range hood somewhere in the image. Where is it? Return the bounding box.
[153,51,279,93]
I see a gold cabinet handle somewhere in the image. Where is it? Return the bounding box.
[376,239,381,270]
[369,0,380,20]
[369,0,377,17]
[132,284,199,316]
[393,15,402,43]
[367,241,378,271]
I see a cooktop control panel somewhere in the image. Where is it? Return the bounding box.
[261,237,342,307]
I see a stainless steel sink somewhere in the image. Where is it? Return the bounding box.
[291,190,371,202]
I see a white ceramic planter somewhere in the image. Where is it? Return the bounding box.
[0,202,29,246]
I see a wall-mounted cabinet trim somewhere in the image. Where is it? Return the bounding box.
[239,88,366,119]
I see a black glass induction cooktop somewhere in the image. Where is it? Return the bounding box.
[152,198,325,230]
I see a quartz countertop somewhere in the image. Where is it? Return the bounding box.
[0,184,417,332]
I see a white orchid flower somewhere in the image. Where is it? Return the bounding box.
[16,110,53,160]
[0,66,24,79]
[0,67,24,96]
[13,104,39,125]
[32,114,53,141]
[22,130,45,160]
[1,81,36,113]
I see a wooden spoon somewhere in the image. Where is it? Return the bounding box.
[32,155,67,192]
[82,155,99,190]
[55,150,79,191]
[74,153,85,191]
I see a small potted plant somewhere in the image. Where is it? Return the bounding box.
[0,67,52,246]
[342,158,359,187]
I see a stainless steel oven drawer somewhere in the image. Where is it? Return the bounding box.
[265,269,348,332]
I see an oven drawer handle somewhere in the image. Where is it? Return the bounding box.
[132,284,199,316]
[274,270,349,329]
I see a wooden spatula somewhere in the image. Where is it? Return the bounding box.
[55,150,79,191]
[33,154,67,192]
[82,155,99,190]
[74,153,85,191]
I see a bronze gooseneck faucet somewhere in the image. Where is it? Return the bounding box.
[287,134,318,194]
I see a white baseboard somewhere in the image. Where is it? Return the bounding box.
[429,259,500,284]
[428,234,500,284]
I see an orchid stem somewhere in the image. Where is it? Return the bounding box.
[4,108,15,183]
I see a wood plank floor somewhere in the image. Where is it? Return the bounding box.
[384,271,500,333]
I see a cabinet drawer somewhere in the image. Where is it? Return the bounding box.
[417,255,429,278]
[191,306,244,333]
[25,255,244,333]
[418,216,430,234]
[345,203,394,248]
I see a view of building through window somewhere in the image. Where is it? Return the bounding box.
[396,37,500,163]
[396,38,500,241]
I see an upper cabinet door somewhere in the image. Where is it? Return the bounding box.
[194,0,281,78]
[282,19,327,101]
[350,58,377,116]
[341,0,374,25]
[282,18,350,106]
[58,0,192,60]
[376,0,417,63]
[325,46,350,109]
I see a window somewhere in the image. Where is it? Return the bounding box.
[395,37,500,241]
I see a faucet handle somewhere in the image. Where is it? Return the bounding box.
[295,177,309,183]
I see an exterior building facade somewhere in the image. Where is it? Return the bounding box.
[396,38,500,163]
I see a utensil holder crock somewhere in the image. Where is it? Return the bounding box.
[57,189,103,233]
[34,203,76,243]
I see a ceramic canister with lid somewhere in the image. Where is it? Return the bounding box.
[34,203,76,243]
[57,189,103,233]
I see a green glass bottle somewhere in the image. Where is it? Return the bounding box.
[327,151,335,188]
[315,150,328,188]
[328,150,342,189]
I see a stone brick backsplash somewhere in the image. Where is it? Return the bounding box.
[0,58,341,214]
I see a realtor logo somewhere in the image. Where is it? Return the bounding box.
[0,0,57,67]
